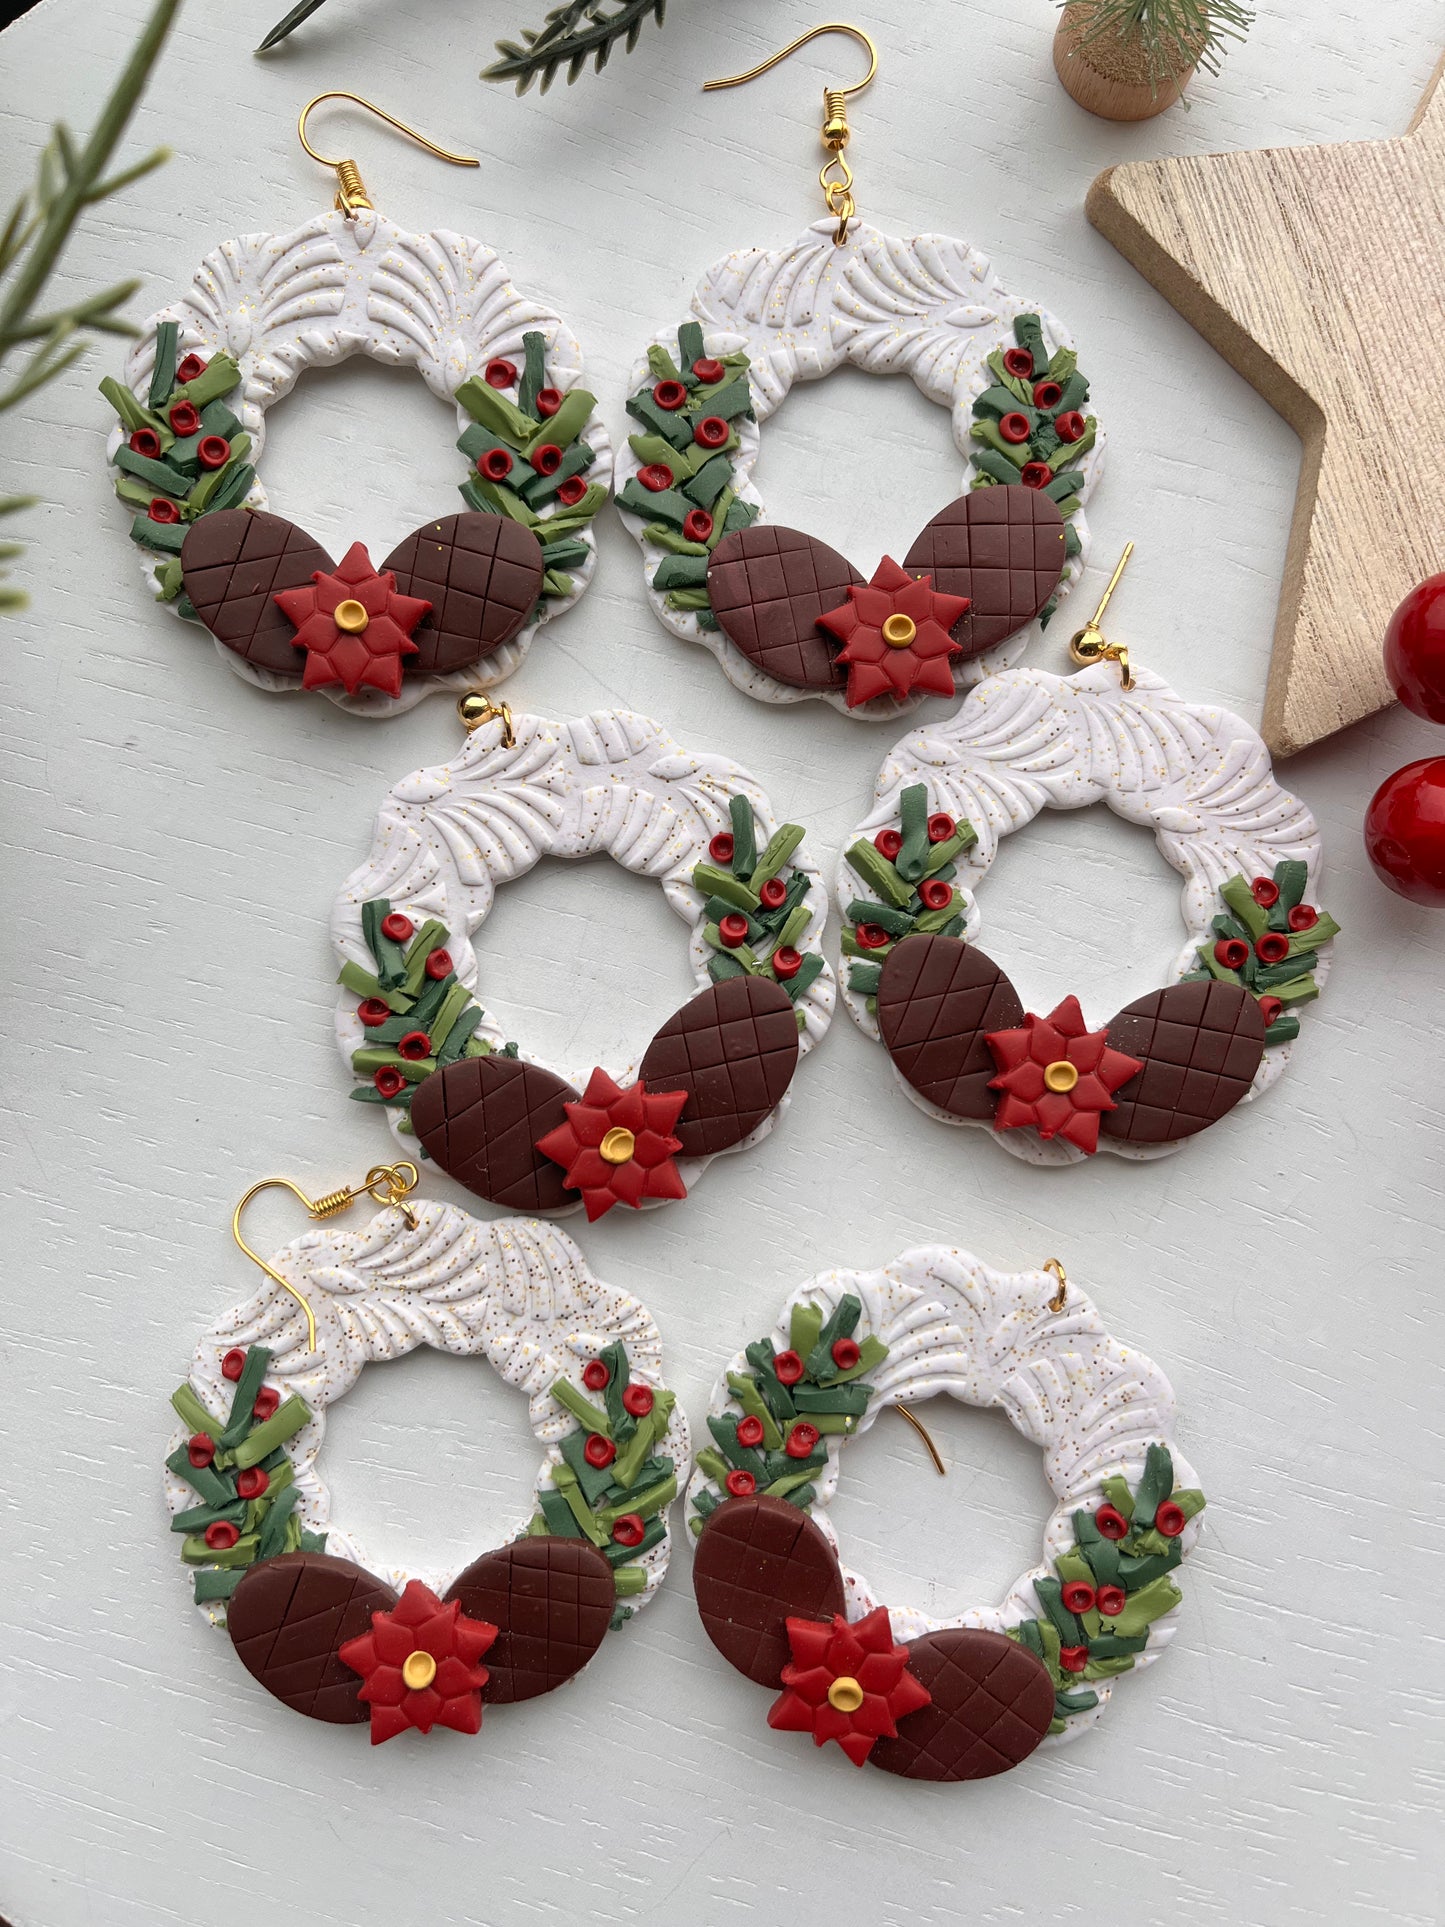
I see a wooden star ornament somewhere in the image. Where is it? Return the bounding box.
[1087,52,1445,757]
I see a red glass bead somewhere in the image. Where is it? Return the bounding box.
[583,1360,611,1391]
[874,828,904,860]
[204,1521,240,1551]
[221,1349,246,1382]
[998,411,1032,445]
[830,1337,861,1371]
[479,448,514,481]
[374,1066,406,1098]
[1383,572,1445,722]
[652,379,688,411]
[927,813,956,843]
[709,831,735,863]
[736,1415,765,1448]
[424,949,453,980]
[535,387,563,418]
[129,427,162,459]
[918,879,953,912]
[1059,1645,1089,1674]
[1255,932,1290,965]
[1060,1580,1096,1614]
[611,1513,646,1548]
[1365,757,1445,905]
[176,353,207,384]
[530,443,564,476]
[1020,461,1054,489]
[485,359,517,388]
[1032,379,1064,410]
[855,922,890,950]
[1214,937,1250,971]
[380,912,414,941]
[1055,410,1087,443]
[1155,1499,1187,1537]
[692,357,726,384]
[252,1386,281,1421]
[725,1469,757,1497]
[1096,1584,1126,1617]
[397,1030,432,1061]
[785,1422,820,1459]
[758,876,788,909]
[772,947,803,980]
[1003,347,1034,378]
[1257,995,1284,1027]
[773,1349,804,1385]
[1094,1503,1129,1541]
[584,1434,617,1469]
[357,997,391,1027]
[168,400,201,436]
[1250,877,1280,907]
[682,509,714,543]
[719,912,750,948]
[148,498,181,524]
[236,1466,269,1500]
[693,415,729,449]
[187,1433,216,1468]
[637,463,674,492]
[197,435,231,470]
[622,1383,654,1417]
[556,475,588,507]
[1286,904,1318,932]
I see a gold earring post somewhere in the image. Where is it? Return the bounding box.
[703,24,878,246]
[894,1402,947,1475]
[232,1163,420,1350]
[297,92,479,217]
[1069,541,1136,690]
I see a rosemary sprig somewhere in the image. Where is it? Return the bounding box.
[484,0,667,94]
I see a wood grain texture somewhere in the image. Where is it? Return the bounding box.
[1088,52,1445,758]
[1,0,1444,1923]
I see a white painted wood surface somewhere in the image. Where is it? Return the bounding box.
[0,2,1440,1922]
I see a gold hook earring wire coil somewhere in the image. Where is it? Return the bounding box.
[231,1164,420,1351]
[1068,541,1136,690]
[894,1402,947,1475]
[1042,1258,1069,1314]
[297,92,479,217]
[457,692,516,746]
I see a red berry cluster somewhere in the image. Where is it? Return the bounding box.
[1367,574,1445,905]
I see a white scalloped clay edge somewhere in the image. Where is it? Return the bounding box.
[685,1244,1202,1746]
[617,220,1102,720]
[112,208,613,714]
[838,661,1331,1163]
[332,707,836,1208]
[166,1204,691,1630]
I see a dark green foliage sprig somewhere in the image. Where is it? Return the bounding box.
[843,783,977,1007]
[692,795,825,1019]
[0,0,178,610]
[1061,0,1255,89]
[619,322,758,628]
[484,0,667,93]
[1009,1444,1205,1734]
[690,1295,890,1532]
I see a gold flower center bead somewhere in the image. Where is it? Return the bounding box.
[402,1650,437,1690]
[334,598,370,633]
[599,1126,636,1164]
[1043,1060,1080,1093]
[827,1675,865,1713]
[881,613,917,648]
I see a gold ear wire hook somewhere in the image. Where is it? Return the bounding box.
[1069,542,1136,690]
[457,692,516,746]
[231,1163,421,1351]
[1042,1258,1069,1314]
[703,24,878,246]
[894,1403,947,1476]
[297,92,479,217]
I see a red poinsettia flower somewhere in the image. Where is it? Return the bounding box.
[768,1607,931,1767]
[534,1068,688,1221]
[337,1579,497,1745]
[985,995,1143,1155]
[816,558,969,708]
[273,542,432,699]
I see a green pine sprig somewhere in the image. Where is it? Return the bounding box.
[1063,0,1255,87]
[484,0,666,94]
[0,0,178,610]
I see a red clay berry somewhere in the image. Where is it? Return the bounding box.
[1059,1644,1089,1674]
[736,1415,765,1449]
[373,1066,406,1098]
[652,379,687,411]
[682,509,714,543]
[582,1359,611,1391]
[719,913,751,948]
[918,879,953,912]
[1251,877,1280,907]
[236,1467,269,1500]
[479,448,514,481]
[708,831,735,863]
[785,1422,820,1459]
[1256,932,1290,965]
[611,1513,646,1548]
[148,498,181,524]
[693,415,729,449]
[874,828,904,860]
[380,912,414,942]
[252,1387,281,1422]
[197,435,231,470]
[129,427,162,459]
[1257,995,1285,1027]
[1287,904,1318,932]
[1214,938,1250,971]
[1003,347,1034,379]
[530,443,564,477]
[584,1434,617,1469]
[999,411,1032,444]
[1155,1500,1187,1537]
[168,400,201,436]
[771,947,803,980]
[927,813,956,843]
[1061,1581,1096,1614]
[187,1433,216,1468]
[357,997,391,1027]
[424,950,453,980]
[1021,461,1054,489]
[535,387,563,417]
[221,1350,246,1382]
[175,353,207,384]
[773,1349,804,1385]
[1094,1504,1129,1540]
[484,359,517,388]
[204,1521,240,1551]
[855,922,890,950]
[830,1337,861,1371]
[637,463,674,492]
[692,357,726,384]
[1055,410,1087,442]
[622,1383,654,1417]
[1096,1585,1127,1617]
[397,1031,432,1061]
[556,475,588,507]
[1033,379,1064,410]
[725,1470,756,1497]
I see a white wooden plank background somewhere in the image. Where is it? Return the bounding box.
[0,1,1441,1921]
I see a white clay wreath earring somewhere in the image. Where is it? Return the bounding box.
[616,24,1103,719]
[100,93,611,714]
